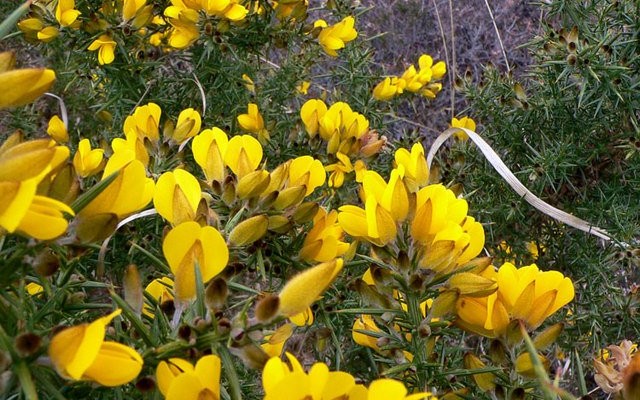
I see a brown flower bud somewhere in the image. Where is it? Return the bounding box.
[205,278,228,311]
[15,332,42,357]
[255,294,280,322]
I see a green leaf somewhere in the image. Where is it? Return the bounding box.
[0,1,31,41]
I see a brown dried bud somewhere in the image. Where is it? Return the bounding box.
[33,248,60,277]
[177,325,192,341]
[205,278,228,311]
[15,332,42,357]
[255,294,280,322]
[135,376,156,392]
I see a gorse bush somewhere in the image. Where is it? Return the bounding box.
[0,0,639,399]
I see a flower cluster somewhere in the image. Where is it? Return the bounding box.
[455,262,575,337]
[263,353,434,400]
[373,54,446,101]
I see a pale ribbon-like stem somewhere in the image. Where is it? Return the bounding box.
[427,127,612,242]
[45,93,68,130]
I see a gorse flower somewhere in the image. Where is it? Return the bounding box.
[192,127,229,183]
[237,103,269,142]
[88,34,117,65]
[0,137,73,240]
[0,52,56,108]
[300,208,350,262]
[144,276,174,318]
[224,134,263,178]
[123,102,162,143]
[156,355,221,400]
[262,353,432,399]
[162,221,229,301]
[154,169,202,225]
[169,108,202,143]
[372,54,445,101]
[300,99,372,157]
[79,149,154,219]
[73,139,104,178]
[314,16,357,57]
[450,116,477,141]
[55,0,81,28]
[48,309,143,386]
[456,262,575,337]
[46,115,68,143]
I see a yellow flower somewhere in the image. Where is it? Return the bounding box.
[372,76,402,101]
[296,81,310,95]
[170,108,202,143]
[15,195,74,240]
[242,74,255,93]
[55,0,81,27]
[0,52,56,108]
[26,282,44,295]
[111,131,150,167]
[316,16,357,57]
[18,18,59,43]
[73,139,104,178]
[224,134,263,178]
[0,138,70,237]
[162,221,229,301]
[456,262,575,337]
[164,2,200,49]
[262,353,431,400]
[362,168,409,222]
[153,169,202,225]
[262,324,294,358]
[450,116,477,141]
[278,259,343,318]
[352,314,382,352]
[88,34,117,65]
[300,99,327,138]
[237,103,269,142]
[338,195,397,247]
[289,307,314,326]
[410,184,484,274]
[122,0,147,22]
[325,152,353,188]
[300,208,349,262]
[123,102,162,143]
[201,0,248,21]
[46,115,68,143]
[288,155,326,196]
[48,309,143,386]
[263,352,360,400]
[79,150,154,219]
[156,355,221,400]
[144,277,174,318]
[394,143,429,192]
[192,127,229,183]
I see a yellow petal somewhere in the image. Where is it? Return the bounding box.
[82,341,143,386]
[0,68,56,108]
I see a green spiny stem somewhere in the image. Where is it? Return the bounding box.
[15,361,38,400]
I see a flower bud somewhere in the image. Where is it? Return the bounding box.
[267,215,292,234]
[124,264,143,316]
[463,353,495,392]
[205,278,228,311]
[33,248,60,277]
[292,202,319,224]
[15,332,42,357]
[255,294,280,322]
[228,215,269,246]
